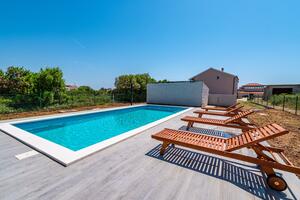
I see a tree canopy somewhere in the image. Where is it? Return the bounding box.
[0,66,166,109]
[114,73,156,90]
[0,66,66,106]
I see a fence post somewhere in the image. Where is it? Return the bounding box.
[260,97,262,105]
[266,96,269,107]
[283,95,285,111]
[296,96,298,115]
[273,96,275,108]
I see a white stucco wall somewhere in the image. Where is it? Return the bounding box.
[147,81,209,107]
[208,94,237,107]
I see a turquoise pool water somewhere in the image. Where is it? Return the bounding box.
[14,105,185,151]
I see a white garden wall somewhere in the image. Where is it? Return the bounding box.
[147,81,209,107]
[208,94,237,107]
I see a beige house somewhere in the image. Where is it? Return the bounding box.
[190,68,239,106]
[238,83,265,99]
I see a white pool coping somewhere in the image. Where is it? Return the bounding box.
[0,104,193,166]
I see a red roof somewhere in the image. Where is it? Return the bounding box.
[238,91,264,95]
[242,83,263,87]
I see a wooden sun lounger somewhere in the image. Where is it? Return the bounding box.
[194,105,244,117]
[151,123,300,191]
[202,103,240,111]
[182,110,255,132]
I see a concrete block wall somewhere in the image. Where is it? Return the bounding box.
[147,81,209,107]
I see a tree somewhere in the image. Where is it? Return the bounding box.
[157,79,169,83]
[0,69,7,93]
[34,67,66,106]
[0,69,4,78]
[5,66,31,94]
[98,88,112,95]
[114,73,156,90]
[77,86,95,94]
[114,73,156,102]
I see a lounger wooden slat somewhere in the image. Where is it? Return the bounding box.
[202,103,240,112]
[182,110,254,132]
[224,110,253,124]
[259,127,270,137]
[228,137,233,149]
[272,123,286,132]
[264,126,276,137]
[244,132,252,143]
[238,135,244,145]
[152,123,300,191]
[194,105,244,117]
[241,133,248,145]
[267,124,280,134]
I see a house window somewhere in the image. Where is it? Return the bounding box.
[217,76,220,80]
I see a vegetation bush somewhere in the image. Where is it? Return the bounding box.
[269,93,300,109]
[0,66,164,114]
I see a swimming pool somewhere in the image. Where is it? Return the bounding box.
[14,105,185,151]
[0,105,190,165]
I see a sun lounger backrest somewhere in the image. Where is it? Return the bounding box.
[224,110,254,124]
[225,123,288,151]
[228,103,239,109]
[227,105,244,113]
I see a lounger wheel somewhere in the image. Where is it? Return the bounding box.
[266,174,287,191]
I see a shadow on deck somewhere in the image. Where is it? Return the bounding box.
[178,126,236,138]
[146,144,297,200]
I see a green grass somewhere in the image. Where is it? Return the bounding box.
[239,101,265,110]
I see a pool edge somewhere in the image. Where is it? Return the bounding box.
[0,105,193,166]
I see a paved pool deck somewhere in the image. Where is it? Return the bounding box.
[0,108,299,200]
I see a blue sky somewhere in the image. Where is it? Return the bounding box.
[0,0,299,89]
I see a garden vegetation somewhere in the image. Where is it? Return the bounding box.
[0,66,164,114]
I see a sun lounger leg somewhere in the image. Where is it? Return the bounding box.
[160,142,170,155]
[186,122,194,130]
[252,145,288,191]
[259,165,288,191]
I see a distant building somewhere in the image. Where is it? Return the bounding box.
[238,83,265,99]
[65,84,78,91]
[263,84,300,99]
[190,67,239,106]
